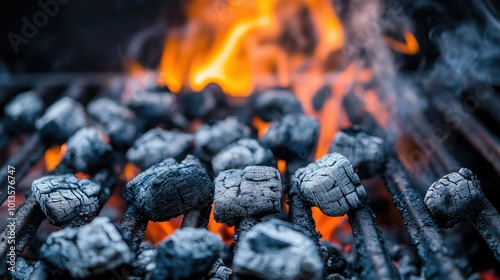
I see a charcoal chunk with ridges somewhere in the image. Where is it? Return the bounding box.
[260,114,319,161]
[254,89,303,121]
[87,97,139,148]
[214,166,282,226]
[330,127,386,178]
[31,174,102,227]
[295,153,367,216]
[126,155,213,221]
[59,127,113,174]
[194,117,252,163]
[233,219,323,280]
[126,128,193,169]
[152,228,223,280]
[40,217,133,279]
[36,97,86,144]
[4,91,44,133]
[211,138,276,174]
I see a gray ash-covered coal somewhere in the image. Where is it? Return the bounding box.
[295,153,367,216]
[233,219,323,280]
[4,91,44,134]
[35,97,87,144]
[126,128,193,170]
[179,83,228,121]
[254,89,303,121]
[31,174,102,227]
[194,117,252,163]
[87,97,139,148]
[214,166,282,227]
[211,138,276,174]
[58,127,114,174]
[261,114,319,160]
[40,217,133,279]
[126,155,213,222]
[425,168,500,260]
[125,90,188,128]
[425,168,484,228]
[330,127,386,178]
[151,228,223,280]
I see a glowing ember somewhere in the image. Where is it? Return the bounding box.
[44,144,67,171]
[144,217,182,243]
[121,162,141,182]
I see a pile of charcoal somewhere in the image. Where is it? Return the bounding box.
[0,87,498,280]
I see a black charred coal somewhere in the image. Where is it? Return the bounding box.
[56,127,113,175]
[123,156,213,250]
[389,244,420,279]
[214,166,282,227]
[260,114,319,161]
[211,138,276,174]
[151,228,223,280]
[4,91,44,134]
[233,219,323,280]
[179,83,227,120]
[335,128,466,279]
[425,168,500,261]
[35,97,87,144]
[319,241,347,275]
[126,155,213,221]
[87,98,139,148]
[40,217,133,279]
[125,90,188,129]
[312,85,332,111]
[296,153,400,280]
[126,128,193,170]
[254,89,303,122]
[203,259,233,280]
[194,117,252,163]
[330,127,386,178]
[31,174,102,227]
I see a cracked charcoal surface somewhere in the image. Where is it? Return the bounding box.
[125,90,188,128]
[32,174,101,227]
[204,259,233,280]
[126,128,193,169]
[424,168,483,228]
[60,127,113,174]
[214,166,282,226]
[260,114,319,160]
[233,219,323,280]
[126,155,213,221]
[194,117,252,162]
[211,138,276,175]
[87,97,139,148]
[330,128,386,178]
[152,228,223,280]
[254,89,303,121]
[36,97,86,144]
[4,91,43,133]
[40,217,133,279]
[295,153,367,216]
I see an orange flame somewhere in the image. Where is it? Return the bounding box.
[159,0,344,96]
[384,29,419,55]
[44,144,67,171]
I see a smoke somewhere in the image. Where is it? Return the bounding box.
[412,0,500,94]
